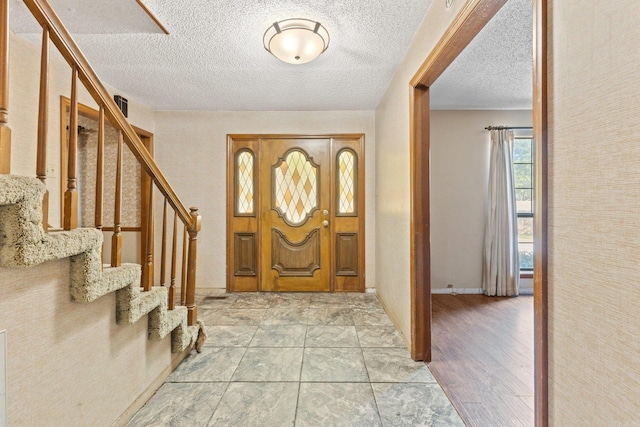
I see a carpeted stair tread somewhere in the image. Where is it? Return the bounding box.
[0,174,204,353]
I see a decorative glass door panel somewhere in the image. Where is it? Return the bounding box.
[273,149,319,225]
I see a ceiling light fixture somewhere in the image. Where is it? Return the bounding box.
[263,18,330,65]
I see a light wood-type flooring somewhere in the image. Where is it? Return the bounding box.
[430,294,534,427]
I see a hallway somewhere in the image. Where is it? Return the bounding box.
[127,292,464,426]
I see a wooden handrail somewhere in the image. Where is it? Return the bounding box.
[22,0,195,231]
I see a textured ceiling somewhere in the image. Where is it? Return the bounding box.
[430,0,533,110]
[10,0,165,34]
[10,0,532,111]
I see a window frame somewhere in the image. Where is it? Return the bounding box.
[513,133,534,272]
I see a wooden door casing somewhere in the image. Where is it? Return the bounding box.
[227,134,365,293]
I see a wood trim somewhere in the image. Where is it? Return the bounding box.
[410,85,431,361]
[409,0,548,426]
[533,0,548,425]
[134,0,170,35]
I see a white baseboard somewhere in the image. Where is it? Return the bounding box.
[431,287,533,295]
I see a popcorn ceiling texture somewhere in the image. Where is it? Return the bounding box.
[9,0,164,34]
[430,0,533,110]
[11,0,436,111]
[0,174,202,353]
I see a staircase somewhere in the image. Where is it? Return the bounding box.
[0,0,205,353]
[0,174,205,353]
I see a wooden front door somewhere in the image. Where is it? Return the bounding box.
[261,138,330,291]
[227,134,365,293]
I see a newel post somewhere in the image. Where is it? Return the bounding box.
[186,207,201,326]
[0,0,11,174]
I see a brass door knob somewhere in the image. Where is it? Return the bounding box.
[322,220,329,227]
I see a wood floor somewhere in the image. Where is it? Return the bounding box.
[429,294,534,427]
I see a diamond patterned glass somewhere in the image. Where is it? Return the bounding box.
[236,150,254,215]
[274,150,318,225]
[338,150,356,215]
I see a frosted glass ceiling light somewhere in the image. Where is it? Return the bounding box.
[264,18,330,64]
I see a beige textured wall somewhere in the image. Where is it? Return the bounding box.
[548,1,640,424]
[0,260,174,426]
[374,2,466,343]
[153,110,376,290]
[77,115,142,229]
[430,110,532,290]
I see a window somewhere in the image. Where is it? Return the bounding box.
[514,137,533,271]
[235,149,255,216]
[336,149,357,216]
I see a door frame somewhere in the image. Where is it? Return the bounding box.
[226,133,365,293]
[408,0,548,426]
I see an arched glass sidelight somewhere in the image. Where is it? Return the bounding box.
[236,149,255,216]
[337,149,357,216]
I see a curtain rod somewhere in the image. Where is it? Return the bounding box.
[485,126,533,130]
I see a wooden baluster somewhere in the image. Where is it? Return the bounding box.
[111,130,123,267]
[36,26,49,230]
[141,181,153,291]
[64,65,79,230]
[181,226,188,306]
[95,106,104,231]
[0,0,11,174]
[96,106,105,267]
[160,198,168,287]
[169,210,178,310]
[185,207,201,326]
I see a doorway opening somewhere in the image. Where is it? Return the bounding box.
[409,0,547,425]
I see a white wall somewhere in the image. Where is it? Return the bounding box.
[374,1,466,344]
[153,110,376,290]
[430,110,532,291]
[548,0,640,423]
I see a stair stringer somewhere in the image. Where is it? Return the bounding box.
[0,175,204,353]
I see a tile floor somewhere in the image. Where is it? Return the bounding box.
[127,292,464,426]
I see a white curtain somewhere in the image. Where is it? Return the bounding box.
[482,129,520,296]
